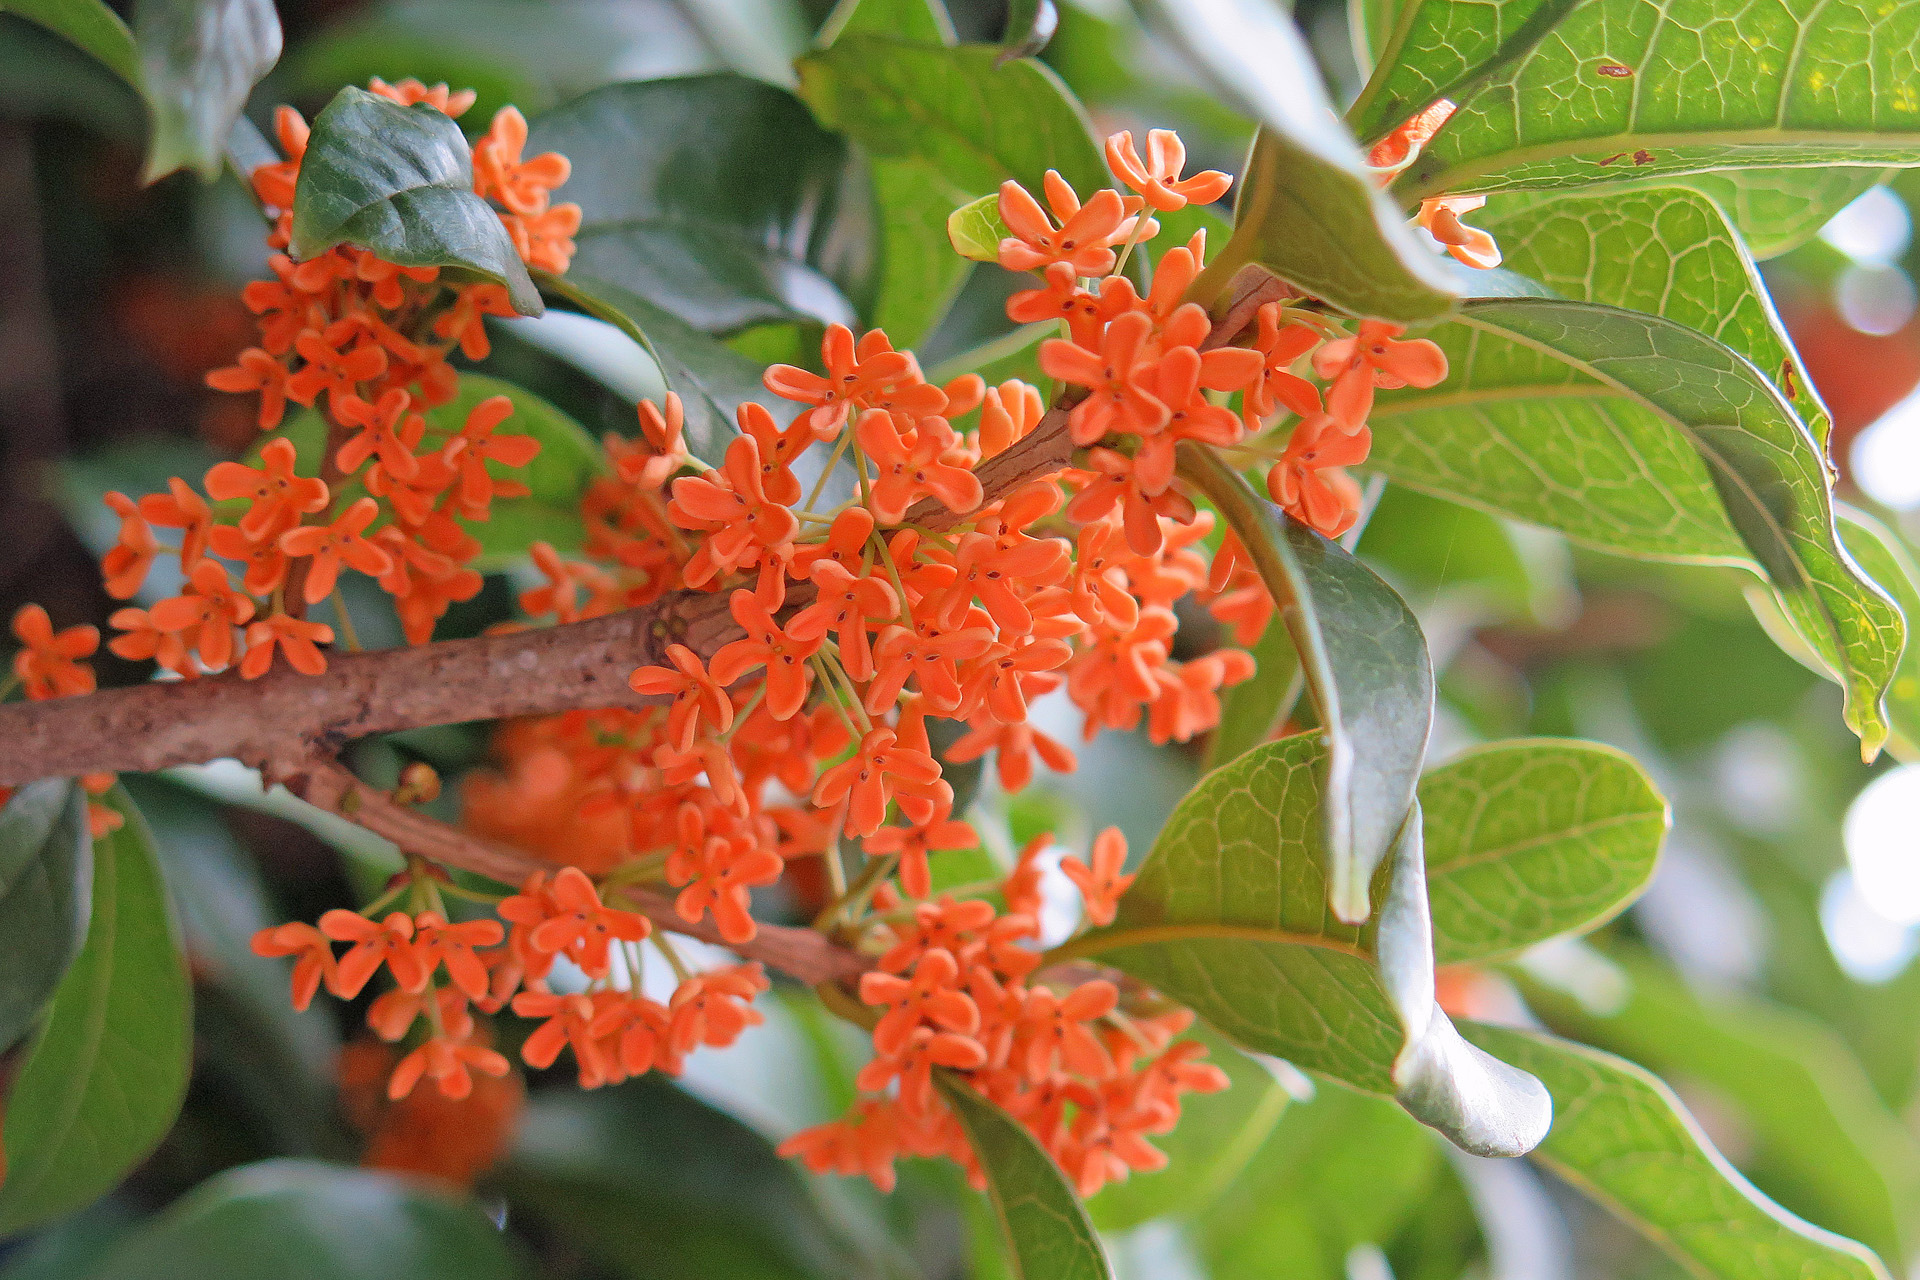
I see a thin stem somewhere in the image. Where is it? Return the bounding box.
[802,429,855,515]
[330,588,363,652]
[1111,203,1155,280]
[816,848,899,930]
[652,931,694,983]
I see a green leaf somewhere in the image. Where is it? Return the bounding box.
[539,269,777,464]
[1141,0,1457,322]
[1521,949,1920,1271]
[0,780,91,1054]
[504,1079,881,1280]
[1420,739,1668,964]
[936,1075,1112,1280]
[1463,1024,1895,1280]
[947,192,1007,262]
[1837,506,1920,762]
[0,788,191,1236]
[867,158,975,348]
[1395,1,1920,201]
[291,85,541,316]
[1358,484,1570,624]
[1346,0,1580,146]
[999,0,1057,62]
[524,75,862,335]
[1467,299,1902,756]
[797,37,1108,200]
[1478,186,1832,445]
[89,1159,528,1279]
[133,0,280,182]
[0,0,136,84]
[1063,732,1551,1156]
[1182,447,1433,923]
[1089,1024,1291,1230]
[1662,168,1892,259]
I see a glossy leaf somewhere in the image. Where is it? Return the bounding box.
[1837,506,1920,762]
[1064,732,1551,1156]
[0,779,91,1054]
[134,0,280,182]
[1396,1,1920,200]
[525,75,861,335]
[1346,0,1580,146]
[796,37,1107,200]
[1460,299,1902,756]
[947,191,1007,262]
[1523,949,1920,1271]
[998,0,1057,63]
[0,0,136,84]
[0,788,191,1236]
[1477,186,1833,445]
[1464,1024,1894,1280]
[291,85,541,316]
[1146,0,1457,322]
[505,1080,882,1280]
[1421,739,1668,964]
[539,269,778,464]
[937,1075,1113,1280]
[1183,446,1433,922]
[88,1159,527,1279]
[1665,168,1892,259]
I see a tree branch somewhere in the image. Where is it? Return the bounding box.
[280,752,870,986]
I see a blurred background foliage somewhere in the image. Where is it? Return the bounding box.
[5,0,1920,1277]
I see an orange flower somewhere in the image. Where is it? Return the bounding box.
[334,388,426,479]
[432,283,517,360]
[864,803,979,900]
[286,326,388,410]
[946,719,1076,793]
[320,909,430,997]
[764,324,919,440]
[239,610,334,679]
[413,911,507,1001]
[865,618,996,717]
[1243,304,1325,427]
[204,437,330,539]
[668,434,800,586]
[472,106,572,216]
[666,809,784,944]
[996,172,1131,275]
[1040,310,1167,445]
[368,77,476,117]
[280,497,394,603]
[445,394,539,518]
[1311,320,1448,431]
[977,379,1047,457]
[629,643,733,751]
[512,990,614,1088]
[660,964,768,1073]
[149,559,255,670]
[1266,415,1370,538]
[709,589,821,721]
[503,204,581,274]
[812,726,946,838]
[100,492,158,600]
[205,348,292,429]
[616,393,689,490]
[1006,263,1105,345]
[250,921,335,1010]
[856,411,982,524]
[248,105,309,209]
[389,1031,511,1102]
[1419,195,1501,269]
[787,561,898,681]
[856,1026,986,1116]
[1060,827,1134,927]
[1367,99,1456,174]
[516,865,650,979]
[860,947,979,1054]
[107,605,192,676]
[1014,981,1117,1081]
[1105,129,1231,212]
[139,476,213,567]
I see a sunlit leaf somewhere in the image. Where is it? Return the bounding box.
[1421,739,1668,964]
[1464,1024,1895,1280]
[0,779,91,1054]
[0,788,191,1236]
[1836,506,1920,763]
[291,85,541,316]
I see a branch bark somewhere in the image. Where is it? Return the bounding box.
[281,752,870,986]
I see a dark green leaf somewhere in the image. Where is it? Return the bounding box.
[936,1076,1112,1280]
[1088,1024,1290,1230]
[0,780,91,1054]
[539,269,778,464]
[1463,1024,1894,1280]
[1522,949,1920,1271]
[89,1159,528,1279]
[797,37,1107,200]
[0,788,191,1236]
[1358,484,1569,624]
[0,0,136,84]
[1396,2,1920,200]
[1064,732,1551,1156]
[1182,446,1433,923]
[1421,739,1668,964]
[291,85,540,316]
[525,75,861,335]
[505,1079,881,1280]
[134,0,280,182]
[1452,298,1903,756]
[1140,0,1457,321]
[1476,187,1832,445]
[1346,0,1579,146]
[1202,615,1300,771]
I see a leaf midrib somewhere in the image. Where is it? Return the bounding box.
[1428,808,1663,875]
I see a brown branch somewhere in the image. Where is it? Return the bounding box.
[280,752,870,986]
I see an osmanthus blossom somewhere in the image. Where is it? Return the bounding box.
[12,73,1498,1194]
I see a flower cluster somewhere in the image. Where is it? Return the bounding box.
[0,606,118,836]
